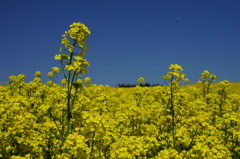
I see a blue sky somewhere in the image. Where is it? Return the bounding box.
[1,0,240,86]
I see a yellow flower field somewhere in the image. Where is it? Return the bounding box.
[1,22,240,159]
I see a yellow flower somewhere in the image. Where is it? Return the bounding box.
[83,60,90,66]
[211,74,217,81]
[82,46,88,52]
[46,80,53,85]
[169,64,183,71]
[61,53,70,60]
[76,79,82,85]
[184,78,189,83]
[78,52,85,58]
[82,24,91,34]
[54,54,62,60]
[47,71,54,77]
[80,66,88,74]
[52,67,60,74]
[61,37,70,47]
[68,45,74,52]
[61,78,67,84]
[34,71,41,77]
[65,64,75,71]
[163,72,172,80]
[84,77,91,84]
[201,70,210,76]
[9,75,17,81]
[17,74,26,81]
[69,28,78,39]
[74,56,83,61]
[137,77,145,83]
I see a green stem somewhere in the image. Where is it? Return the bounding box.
[60,60,67,79]
[170,77,175,148]
[49,109,64,140]
[182,128,199,159]
[66,39,77,136]
[89,127,96,159]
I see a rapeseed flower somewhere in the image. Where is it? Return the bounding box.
[84,77,91,84]
[52,67,60,74]
[47,71,54,77]
[137,77,145,83]
[34,71,41,77]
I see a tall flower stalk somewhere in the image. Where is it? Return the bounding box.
[53,22,91,139]
[198,70,217,99]
[163,64,189,149]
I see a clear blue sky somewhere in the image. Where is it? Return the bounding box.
[1,0,240,86]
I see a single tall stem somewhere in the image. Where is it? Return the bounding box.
[66,39,77,136]
[170,77,175,148]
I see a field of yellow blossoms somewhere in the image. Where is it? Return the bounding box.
[1,22,240,159]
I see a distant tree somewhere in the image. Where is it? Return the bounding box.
[153,83,161,86]
[145,83,151,87]
[115,82,162,87]
[131,84,136,87]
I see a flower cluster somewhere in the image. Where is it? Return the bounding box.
[1,65,240,158]
[54,22,90,77]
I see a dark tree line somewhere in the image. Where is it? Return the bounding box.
[115,83,162,87]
